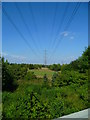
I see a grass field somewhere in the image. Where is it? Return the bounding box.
[29,68,56,79]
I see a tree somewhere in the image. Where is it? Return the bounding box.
[29,64,34,69]
[2,58,17,91]
[48,64,61,71]
[69,47,89,73]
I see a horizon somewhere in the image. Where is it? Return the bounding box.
[2,2,88,64]
[2,46,87,65]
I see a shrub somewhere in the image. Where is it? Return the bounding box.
[2,58,17,91]
[9,64,27,80]
[48,64,61,71]
[25,71,36,80]
[49,97,64,118]
[52,73,58,87]
[54,71,88,87]
[2,90,51,119]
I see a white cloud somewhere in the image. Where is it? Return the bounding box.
[56,31,76,41]
[64,56,78,64]
[58,56,78,64]
[64,33,68,37]
[2,52,27,63]
[58,31,76,41]
[60,31,69,37]
[11,55,26,60]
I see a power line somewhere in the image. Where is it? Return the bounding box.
[51,3,70,49]
[49,2,81,64]
[15,3,40,53]
[55,2,81,49]
[48,3,58,49]
[64,2,81,31]
[2,6,38,57]
[48,3,69,60]
[56,3,70,36]
[53,2,81,62]
[28,3,42,51]
[28,3,39,39]
[48,3,70,62]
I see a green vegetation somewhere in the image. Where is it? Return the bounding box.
[48,64,61,71]
[2,58,17,91]
[25,71,37,80]
[2,47,89,119]
[30,68,56,79]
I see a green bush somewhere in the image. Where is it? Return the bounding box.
[49,98,64,118]
[2,82,88,119]
[54,71,88,87]
[2,58,17,91]
[52,73,58,87]
[48,64,61,71]
[2,90,51,119]
[9,64,27,80]
[25,71,37,80]
[61,47,89,73]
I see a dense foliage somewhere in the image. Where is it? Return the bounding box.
[25,71,37,80]
[48,64,61,71]
[2,58,17,91]
[53,70,88,87]
[61,47,89,73]
[2,47,89,119]
[2,83,88,119]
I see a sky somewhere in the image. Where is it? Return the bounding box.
[2,2,88,64]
